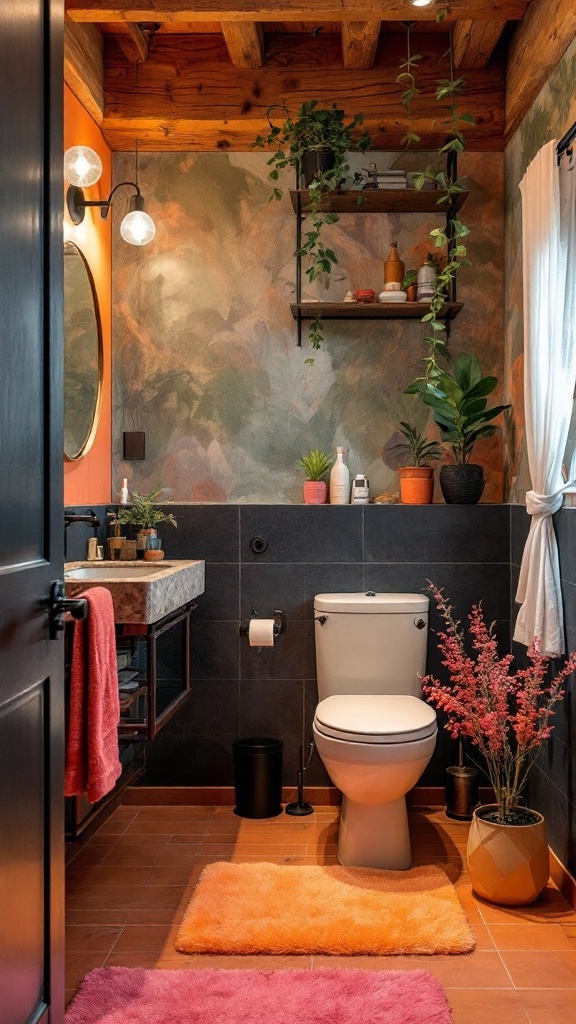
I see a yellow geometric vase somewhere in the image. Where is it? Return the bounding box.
[466,805,549,906]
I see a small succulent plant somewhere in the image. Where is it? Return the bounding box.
[299,448,334,481]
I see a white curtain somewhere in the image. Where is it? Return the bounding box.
[514,140,576,656]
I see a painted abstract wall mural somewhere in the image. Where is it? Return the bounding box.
[504,36,576,504]
[113,150,504,503]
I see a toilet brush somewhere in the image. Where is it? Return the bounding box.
[286,741,314,816]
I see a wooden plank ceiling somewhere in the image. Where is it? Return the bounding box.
[63,0,576,152]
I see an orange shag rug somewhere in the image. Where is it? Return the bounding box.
[175,862,474,956]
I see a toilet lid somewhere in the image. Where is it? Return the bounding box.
[314,695,437,744]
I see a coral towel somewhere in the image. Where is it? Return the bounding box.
[65,587,122,803]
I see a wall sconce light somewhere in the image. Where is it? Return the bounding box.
[66,180,156,247]
[64,146,103,187]
[411,0,434,6]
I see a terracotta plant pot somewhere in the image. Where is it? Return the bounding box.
[399,466,434,505]
[467,805,549,906]
[303,480,327,505]
[406,284,417,302]
[439,464,485,504]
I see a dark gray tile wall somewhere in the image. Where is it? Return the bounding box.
[139,503,510,789]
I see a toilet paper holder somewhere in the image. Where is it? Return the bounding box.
[239,608,287,638]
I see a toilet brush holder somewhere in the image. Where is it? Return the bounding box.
[286,741,314,816]
[445,765,480,821]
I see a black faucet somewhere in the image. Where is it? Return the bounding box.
[64,509,101,558]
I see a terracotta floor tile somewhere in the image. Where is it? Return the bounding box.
[66,908,180,927]
[65,951,107,991]
[202,831,309,846]
[124,820,209,836]
[98,845,168,867]
[169,834,213,846]
[518,989,576,1023]
[67,865,152,889]
[143,864,199,885]
[115,832,172,847]
[152,847,205,867]
[478,888,576,925]
[562,923,576,948]
[470,922,495,950]
[65,925,122,952]
[312,952,512,987]
[132,806,215,822]
[67,884,185,912]
[501,950,576,988]
[195,843,309,857]
[447,989,530,1024]
[487,923,574,951]
[111,924,180,953]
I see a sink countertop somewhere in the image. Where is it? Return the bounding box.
[65,559,205,624]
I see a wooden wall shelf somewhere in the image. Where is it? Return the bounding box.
[291,301,463,322]
[290,189,468,216]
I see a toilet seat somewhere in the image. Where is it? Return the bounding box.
[314,694,437,744]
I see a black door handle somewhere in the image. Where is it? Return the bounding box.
[48,580,88,639]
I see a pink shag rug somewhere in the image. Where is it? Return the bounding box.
[66,967,453,1024]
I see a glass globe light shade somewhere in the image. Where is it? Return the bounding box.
[64,146,103,187]
[120,209,156,246]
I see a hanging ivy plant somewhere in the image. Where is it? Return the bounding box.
[253,101,371,356]
[397,22,422,149]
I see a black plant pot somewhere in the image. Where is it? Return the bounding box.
[301,147,335,187]
[439,464,485,504]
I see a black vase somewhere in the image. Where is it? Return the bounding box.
[439,464,485,504]
[301,147,335,187]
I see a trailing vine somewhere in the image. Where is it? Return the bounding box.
[397,22,422,149]
[406,13,475,393]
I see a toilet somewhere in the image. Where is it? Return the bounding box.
[312,592,437,870]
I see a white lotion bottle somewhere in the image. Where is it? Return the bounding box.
[120,478,129,504]
[330,448,350,505]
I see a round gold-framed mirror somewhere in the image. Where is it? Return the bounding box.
[63,240,103,461]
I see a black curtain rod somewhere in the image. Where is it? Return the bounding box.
[557,120,576,163]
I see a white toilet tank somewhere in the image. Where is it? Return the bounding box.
[314,592,429,701]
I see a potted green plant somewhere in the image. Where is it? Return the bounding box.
[406,353,510,504]
[424,583,576,906]
[299,449,334,504]
[402,269,418,302]
[254,101,371,352]
[115,486,177,552]
[389,422,443,504]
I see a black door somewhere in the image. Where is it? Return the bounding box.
[0,1,65,1022]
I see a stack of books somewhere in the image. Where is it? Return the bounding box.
[364,170,407,191]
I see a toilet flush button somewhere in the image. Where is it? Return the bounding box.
[365,591,376,597]
[414,618,426,629]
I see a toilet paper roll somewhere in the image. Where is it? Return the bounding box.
[248,618,275,647]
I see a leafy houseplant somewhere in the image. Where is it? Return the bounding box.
[402,269,418,302]
[423,583,576,905]
[253,101,371,354]
[299,449,334,505]
[390,422,443,505]
[115,487,178,532]
[406,353,510,504]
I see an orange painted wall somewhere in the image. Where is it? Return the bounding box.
[63,84,112,504]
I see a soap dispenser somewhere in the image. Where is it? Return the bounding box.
[330,448,350,505]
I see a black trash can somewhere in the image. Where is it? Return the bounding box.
[233,737,283,818]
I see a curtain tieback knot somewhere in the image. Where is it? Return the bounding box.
[525,489,564,518]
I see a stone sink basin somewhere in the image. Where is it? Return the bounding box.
[65,559,205,624]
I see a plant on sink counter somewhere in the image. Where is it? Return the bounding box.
[115,486,178,531]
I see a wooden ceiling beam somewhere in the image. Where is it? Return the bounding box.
[341,21,381,69]
[66,0,529,25]
[102,32,505,151]
[221,22,264,67]
[64,18,104,123]
[453,19,507,69]
[506,0,576,141]
[115,22,151,60]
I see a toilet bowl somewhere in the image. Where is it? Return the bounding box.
[313,694,437,869]
[313,593,437,870]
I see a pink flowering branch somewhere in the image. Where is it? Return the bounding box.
[423,584,576,822]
